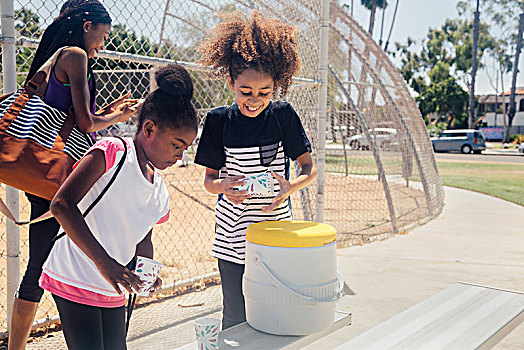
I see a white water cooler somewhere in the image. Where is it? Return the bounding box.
[243,220,344,335]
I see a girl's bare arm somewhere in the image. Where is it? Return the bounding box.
[135,230,154,259]
[262,152,317,213]
[55,47,138,133]
[50,149,142,294]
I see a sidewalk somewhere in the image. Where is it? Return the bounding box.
[485,141,523,156]
[26,186,524,349]
[484,148,522,156]
[305,186,524,349]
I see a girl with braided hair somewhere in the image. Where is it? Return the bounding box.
[195,10,318,329]
[9,1,138,348]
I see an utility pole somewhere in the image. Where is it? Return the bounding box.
[507,12,524,141]
[1,0,21,331]
[379,0,386,47]
[468,0,480,129]
[494,69,498,127]
[316,0,330,222]
[384,0,400,51]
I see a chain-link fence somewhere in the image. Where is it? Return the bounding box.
[0,0,444,338]
[327,3,444,245]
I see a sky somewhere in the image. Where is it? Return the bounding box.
[17,0,524,95]
[347,0,524,95]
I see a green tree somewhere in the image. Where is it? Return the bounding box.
[458,0,524,140]
[15,8,41,38]
[91,23,160,106]
[99,23,158,70]
[13,8,42,85]
[391,11,496,127]
[417,62,469,128]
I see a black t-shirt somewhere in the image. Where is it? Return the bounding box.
[195,101,312,170]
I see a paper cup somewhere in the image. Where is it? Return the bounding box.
[194,317,220,349]
[135,256,163,296]
[234,172,274,197]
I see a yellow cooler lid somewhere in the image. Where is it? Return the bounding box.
[246,220,336,248]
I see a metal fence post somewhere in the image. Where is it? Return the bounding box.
[1,0,21,332]
[316,0,330,223]
[150,68,156,93]
[5,190,19,332]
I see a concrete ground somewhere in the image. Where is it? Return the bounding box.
[305,186,524,349]
[24,186,524,349]
[26,286,223,349]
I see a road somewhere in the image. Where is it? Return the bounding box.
[434,151,524,164]
[326,144,524,164]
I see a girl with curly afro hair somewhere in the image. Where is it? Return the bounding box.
[195,10,317,329]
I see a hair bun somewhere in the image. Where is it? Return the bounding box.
[155,64,194,100]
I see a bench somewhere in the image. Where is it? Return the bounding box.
[176,311,351,349]
[335,282,524,350]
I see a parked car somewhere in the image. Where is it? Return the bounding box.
[348,128,398,150]
[326,125,357,141]
[518,143,524,154]
[431,129,486,154]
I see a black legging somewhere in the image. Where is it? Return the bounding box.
[52,294,127,350]
[218,259,246,329]
[17,193,60,302]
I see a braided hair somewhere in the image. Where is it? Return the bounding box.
[137,64,199,133]
[25,0,111,85]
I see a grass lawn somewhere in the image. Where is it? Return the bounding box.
[326,154,401,175]
[192,148,523,206]
[436,160,524,206]
[325,153,524,206]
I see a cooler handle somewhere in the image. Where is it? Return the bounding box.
[254,253,344,305]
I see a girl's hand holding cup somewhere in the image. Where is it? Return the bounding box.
[147,277,162,297]
[222,176,251,204]
[262,171,292,213]
[97,257,143,295]
[134,256,163,296]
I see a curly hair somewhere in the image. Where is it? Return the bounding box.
[198,10,301,97]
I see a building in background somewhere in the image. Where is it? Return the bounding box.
[477,88,524,140]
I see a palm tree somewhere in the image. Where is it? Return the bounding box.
[361,0,388,36]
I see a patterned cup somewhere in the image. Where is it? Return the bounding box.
[234,172,274,197]
[135,256,163,296]
[194,317,220,349]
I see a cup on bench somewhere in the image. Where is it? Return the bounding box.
[194,317,220,349]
